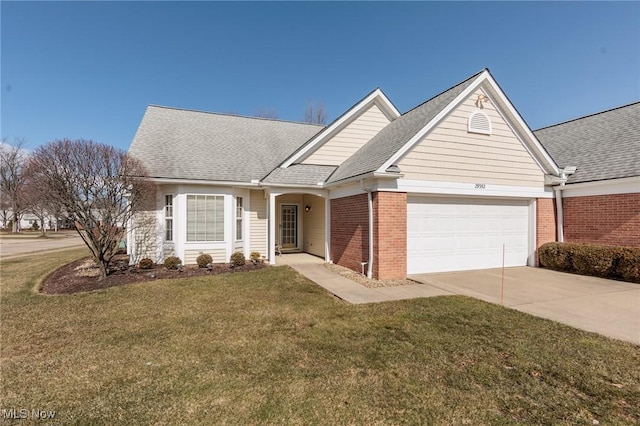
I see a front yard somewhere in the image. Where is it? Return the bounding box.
[1,249,639,425]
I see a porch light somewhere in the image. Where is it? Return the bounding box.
[304,204,312,212]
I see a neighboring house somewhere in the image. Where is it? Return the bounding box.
[19,212,59,231]
[128,68,580,279]
[535,103,640,248]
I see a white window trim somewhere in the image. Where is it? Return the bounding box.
[165,194,174,242]
[185,194,225,243]
[235,196,244,242]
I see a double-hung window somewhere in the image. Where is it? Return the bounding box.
[236,197,243,241]
[186,195,224,242]
[165,195,173,242]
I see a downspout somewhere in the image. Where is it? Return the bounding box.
[553,166,576,243]
[361,180,374,279]
[555,185,564,242]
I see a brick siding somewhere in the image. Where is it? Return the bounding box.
[373,192,407,279]
[563,193,640,248]
[330,194,369,273]
[535,197,557,266]
[330,192,408,280]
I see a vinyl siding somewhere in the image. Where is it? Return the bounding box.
[398,89,545,187]
[302,194,325,257]
[184,248,226,264]
[249,190,267,257]
[131,210,158,263]
[302,103,391,166]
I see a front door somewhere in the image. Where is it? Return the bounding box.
[280,204,298,249]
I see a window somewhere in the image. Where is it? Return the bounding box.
[165,195,173,241]
[468,111,492,135]
[236,197,243,241]
[186,195,224,242]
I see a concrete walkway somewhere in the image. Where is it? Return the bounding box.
[277,254,640,345]
[277,253,453,304]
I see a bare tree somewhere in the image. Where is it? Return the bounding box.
[304,101,327,125]
[28,139,156,280]
[20,164,56,237]
[0,138,28,233]
[0,193,10,229]
[254,108,279,119]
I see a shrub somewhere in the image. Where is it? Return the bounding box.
[31,221,39,231]
[618,248,640,284]
[138,258,154,269]
[572,245,616,278]
[196,253,213,268]
[538,242,574,271]
[538,242,640,283]
[164,256,182,270]
[230,251,246,267]
[250,251,261,262]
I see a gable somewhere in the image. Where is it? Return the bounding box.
[301,103,392,166]
[397,88,546,187]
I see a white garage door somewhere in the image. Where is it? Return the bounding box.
[407,197,531,274]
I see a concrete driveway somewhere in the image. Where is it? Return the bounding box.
[410,267,640,345]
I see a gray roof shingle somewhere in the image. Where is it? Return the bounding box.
[129,106,323,182]
[327,70,483,184]
[263,164,337,185]
[534,102,640,184]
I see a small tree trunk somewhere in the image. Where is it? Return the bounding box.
[96,258,108,281]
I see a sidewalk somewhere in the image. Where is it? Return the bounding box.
[277,254,452,304]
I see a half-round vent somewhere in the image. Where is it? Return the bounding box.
[468,111,492,135]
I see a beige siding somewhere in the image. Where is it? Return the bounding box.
[302,103,391,166]
[163,246,175,259]
[184,249,226,265]
[131,210,158,263]
[302,195,325,257]
[249,190,267,257]
[398,89,545,187]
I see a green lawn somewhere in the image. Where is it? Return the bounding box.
[1,249,639,425]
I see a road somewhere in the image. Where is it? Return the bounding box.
[0,232,87,260]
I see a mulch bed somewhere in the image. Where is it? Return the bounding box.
[40,255,267,295]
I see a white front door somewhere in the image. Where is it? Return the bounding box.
[280,204,298,249]
[407,197,530,274]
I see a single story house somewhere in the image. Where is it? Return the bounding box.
[534,102,639,248]
[127,69,635,279]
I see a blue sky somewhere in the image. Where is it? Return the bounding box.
[2,1,639,152]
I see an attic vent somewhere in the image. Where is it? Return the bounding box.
[468,111,492,135]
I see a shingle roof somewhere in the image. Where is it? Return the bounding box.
[327,70,484,184]
[534,102,640,184]
[262,164,337,185]
[129,106,323,182]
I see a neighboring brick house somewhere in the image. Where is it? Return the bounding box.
[128,69,634,279]
[535,103,640,248]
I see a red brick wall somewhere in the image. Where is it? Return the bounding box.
[330,194,369,273]
[373,192,407,280]
[536,198,557,266]
[536,198,557,248]
[563,193,640,248]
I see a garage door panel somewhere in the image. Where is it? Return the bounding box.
[407,197,530,274]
